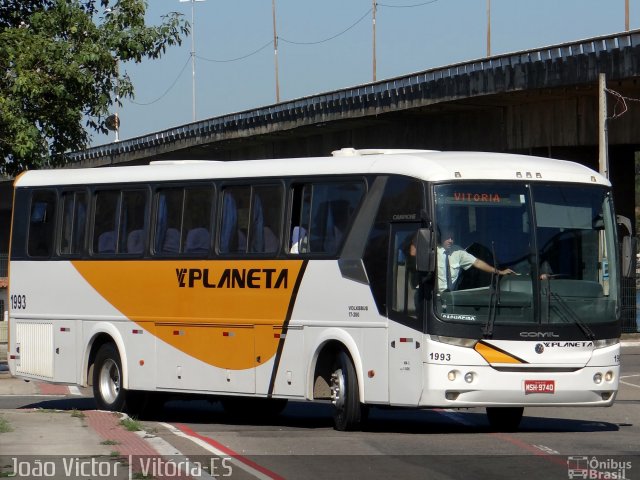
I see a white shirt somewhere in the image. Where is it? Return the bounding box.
[437,245,477,292]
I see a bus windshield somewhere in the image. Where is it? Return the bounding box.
[433,182,618,327]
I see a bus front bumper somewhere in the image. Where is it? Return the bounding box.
[419,363,619,407]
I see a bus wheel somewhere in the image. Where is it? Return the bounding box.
[93,343,126,411]
[330,350,363,431]
[486,407,524,432]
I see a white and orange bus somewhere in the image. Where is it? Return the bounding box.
[7,149,630,431]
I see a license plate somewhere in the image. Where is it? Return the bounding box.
[524,380,555,394]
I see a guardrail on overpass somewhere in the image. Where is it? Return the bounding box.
[69,29,640,166]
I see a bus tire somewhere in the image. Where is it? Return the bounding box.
[330,350,363,431]
[486,407,524,432]
[93,343,126,411]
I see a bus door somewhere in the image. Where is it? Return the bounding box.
[387,224,424,406]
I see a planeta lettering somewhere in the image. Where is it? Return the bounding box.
[176,267,288,289]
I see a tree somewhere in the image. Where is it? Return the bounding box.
[0,0,188,176]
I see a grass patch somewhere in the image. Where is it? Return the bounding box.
[70,409,86,419]
[120,417,143,432]
[131,472,153,480]
[0,416,12,433]
[101,439,120,445]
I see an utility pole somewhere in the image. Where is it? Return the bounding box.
[272,0,280,102]
[179,0,205,122]
[486,0,491,57]
[372,0,377,82]
[598,73,609,178]
[625,0,630,31]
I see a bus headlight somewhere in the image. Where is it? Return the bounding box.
[464,372,475,384]
[448,370,457,381]
[605,371,614,382]
[593,372,603,384]
[594,338,620,349]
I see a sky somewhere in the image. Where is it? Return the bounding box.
[93,0,638,146]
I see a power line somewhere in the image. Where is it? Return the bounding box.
[196,40,273,63]
[126,3,438,109]
[377,0,440,8]
[129,55,191,106]
[605,87,640,120]
[279,8,372,46]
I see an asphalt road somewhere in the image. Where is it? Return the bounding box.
[1,345,639,480]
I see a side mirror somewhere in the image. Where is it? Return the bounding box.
[621,235,636,278]
[416,228,435,273]
[617,215,635,278]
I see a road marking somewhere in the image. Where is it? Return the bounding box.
[533,444,560,455]
[437,408,567,469]
[619,374,640,388]
[68,386,82,396]
[161,422,283,480]
[138,430,214,480]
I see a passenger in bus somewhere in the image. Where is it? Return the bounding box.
[437,228,514,293]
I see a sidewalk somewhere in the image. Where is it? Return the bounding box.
[0,366,196,479]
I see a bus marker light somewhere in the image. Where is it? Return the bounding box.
[368,370,375,378]
[60,327,70,332]
[605,371,614,382]
[132,329,143,335]
[399,338,413,343]
[594,373,603,384]
[139,360,144,366]
[172,330,184,336]
[223,331,235,337]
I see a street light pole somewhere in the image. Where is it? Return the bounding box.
[180,0,205,122]
[372,0,377,82]
[272,0,280,102]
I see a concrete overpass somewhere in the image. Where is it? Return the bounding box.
[68,29,640,221]
[70,31,638,155]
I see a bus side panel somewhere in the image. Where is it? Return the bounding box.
[263,325,305,398]
[290,261,389,404]
[10,260,125,384]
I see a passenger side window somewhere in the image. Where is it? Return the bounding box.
[154,186,214,255]
[290,181,365,255]
[390,225,421,319]
[92,189,148,255]
[60,191,87,255]
[219,184,282,254]
[28,190,57,258]
[121,190,147,254]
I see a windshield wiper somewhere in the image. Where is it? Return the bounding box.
[547,288,596,340]
[483,242,500,338]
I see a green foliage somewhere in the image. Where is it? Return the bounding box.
[119,416,142,431]
[0,415,12,433]
[0,0,188,176]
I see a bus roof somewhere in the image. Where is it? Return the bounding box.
[14,151,610,188]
